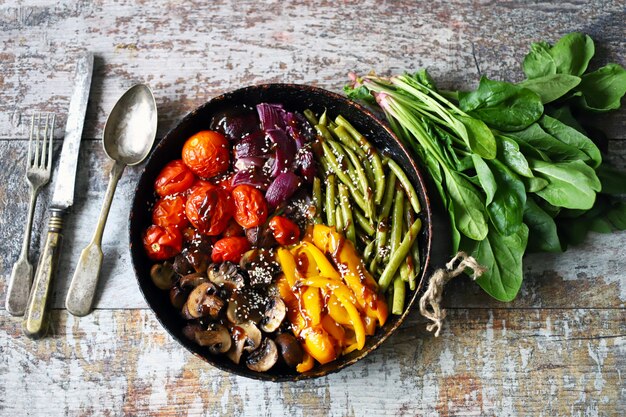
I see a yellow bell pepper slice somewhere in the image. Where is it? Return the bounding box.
[301,325,338,364]
[277,248,298,287]
[335,293,366,350]
[298,242,341,280]
[299,276,358,306]
[296,352,315,373]
[327,294,351,326]
[321,314,346,346]
[290,246,319,278]
[301,286,323,326]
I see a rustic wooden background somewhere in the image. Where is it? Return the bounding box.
[1,1,625,416]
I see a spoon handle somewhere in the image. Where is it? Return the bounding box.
[65,160,125,317]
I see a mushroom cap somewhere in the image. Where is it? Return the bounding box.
[195,323,232,354]
[246,338,279,372]
[150,262,176,290]
[225,291,264,324]
[179,272,209,288]
[186,282,224,319]
[274,333,304,368]
[260,296,286,333]
[207,262,245,291]
[169,285,189,310]
[226,321,262,364]
[238,321,262,352]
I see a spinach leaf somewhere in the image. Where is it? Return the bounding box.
[524,197,562,253]
[531,159,601,209]
[519,74,581,104]
[575,63,626,112]
[459,77,544,131]
[486,159,526,236]
[498,135,534,177]
[549,32,595,76]
[444,169,489,241]
[597,163,626,195]
[509,123,590,163]
[524,176,549,193]
[471,154,497,205]
[523,41,556,79]
[538,115,602,168]
[473,224,528,302]
[546,105,586,133]
[458,115,497,159]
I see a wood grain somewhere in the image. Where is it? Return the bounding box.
[1,0,625,415]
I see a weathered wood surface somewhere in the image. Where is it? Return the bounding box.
[1,0,625,416]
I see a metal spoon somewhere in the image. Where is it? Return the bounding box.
[65,84,157,317]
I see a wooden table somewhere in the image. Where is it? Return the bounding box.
[1,1,624,415]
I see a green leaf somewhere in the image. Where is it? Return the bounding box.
[546,105,586,133]
[458,115,497,159]
[524,198,562,253]
[606,203,626,229]
[538,115,602,168]
[344,84,376,104]
[485,159,526,236]
[523,41,556,79]
[574,63,626,112]
[519,74,581,104]
[597,163,626,195]
[471,155,497,205]
[411,69,438,91]
[549,32,595,76]
[524,177,549,193]
[509,123,590,163]
[531,159,601,210]
[459,77,544,131]
[444,169,489,241]
[498,135,534,178]
[472,223,529,302]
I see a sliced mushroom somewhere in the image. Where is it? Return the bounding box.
[150,262,176,290]
[240,249,279,287]
[195,323,232,354]
[275,333,304,368]
[225,291,264,324]
[246,338,279,372]
[169,285,189,310]
[260,296,286,333]
[207,262,245,291]
[179,272,209,288]
[180,303,195,320]
[185,282,224,319]
[182,323,203,341]
[226,321,262,364]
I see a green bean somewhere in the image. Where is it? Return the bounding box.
[389,188,405,254]
[378,219,422,292]
[335,115,385,205]
[327,139,356,176]
[354,210,375,236]
[386,284,394,310]
[387,159,421,214]
[314,124,334,142]
[332,125,376,185]
[338,184,356,245]
[335,202,344,232]
[399,214,412,283]
[313,176,322,218]
[392,275,406,315]
[363,240,375,264]
[341,144,373,210]
[369,257,378,277]
[325,174,336,227]
[303,109,318,126]
[373,171,397,265]
[319,110,328,127]
[405,206,419,290]
[321,141,370,217]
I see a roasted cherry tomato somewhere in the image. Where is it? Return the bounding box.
[211,236,251,263]
[222,219,245,237]
[154,159,196,197]
[269,216,301,245]
[152,195,188,228]
[185,184,233,236]
[182,130,230,179]
[231,184,268,228]
[143,225,183,260]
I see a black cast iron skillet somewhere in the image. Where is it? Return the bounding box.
[129,84,433,381]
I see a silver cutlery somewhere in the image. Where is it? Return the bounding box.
[22,53,94,338]
[5,113,56,316]
[65,84,157,317]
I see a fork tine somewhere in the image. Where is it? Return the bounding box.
[40,114,49,168]
[33,113,40,168]
[27,114,35,168]
[47,114,56,170]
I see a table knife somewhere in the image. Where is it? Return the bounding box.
[22,53,94,338]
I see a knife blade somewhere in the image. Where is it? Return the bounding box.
[52,53,94,209]
[22,53,94,338]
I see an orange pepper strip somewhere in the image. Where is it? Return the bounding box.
[298,242,341,280]
[301,325,337,364]
[343,342,361,355]
[299,276,358,306]
[277,276,307,336]
[327,294,351,326]
[296,352,315,373]
[321,314,346,346]
[277,248,298,287]
[301,286,323,326]
[335,293,366,350]
[290,246,319,278]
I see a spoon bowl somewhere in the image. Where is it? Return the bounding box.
[103,84,157,165]
[65,84,157,317]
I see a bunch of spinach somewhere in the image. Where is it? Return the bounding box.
[346,32,626,302]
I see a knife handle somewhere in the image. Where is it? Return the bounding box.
[22,208,64,339]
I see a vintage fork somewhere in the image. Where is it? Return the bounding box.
[5,113,56,316]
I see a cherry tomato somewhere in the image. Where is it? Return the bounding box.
[213,172,234,192]
[269,216,301,246]
[143,225,183,260]
[231,184,268,229]
[211,236,251,263]
[185,184,233,236]
[182,131,230,179]
[152,195,188,228]
[222,220,245,237]
[187,179,212,195]
[154,159,196,197]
